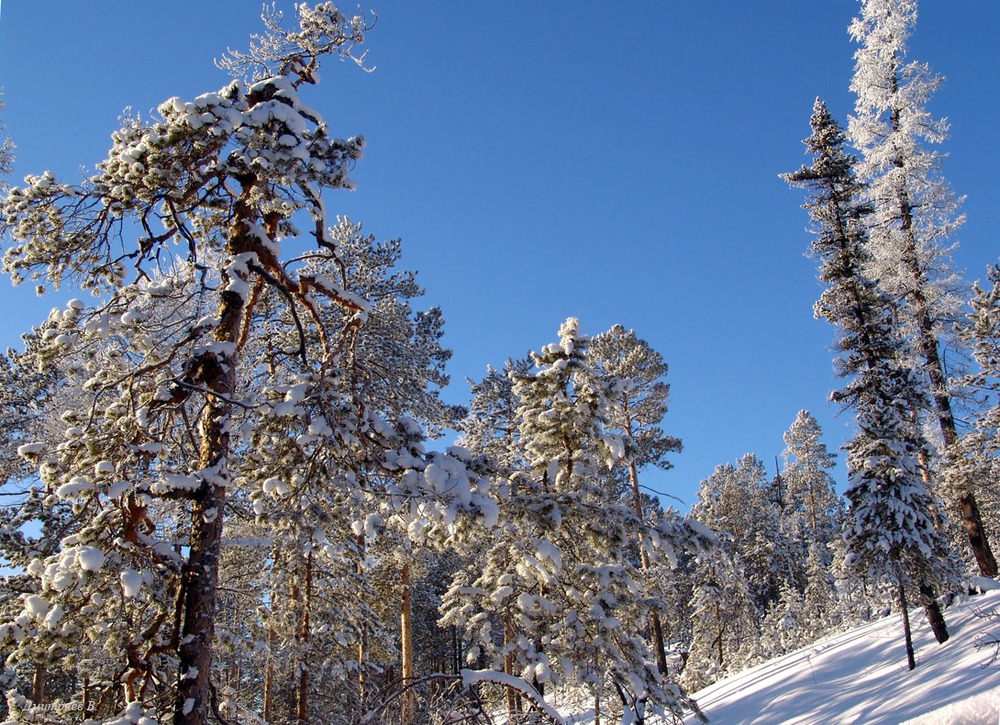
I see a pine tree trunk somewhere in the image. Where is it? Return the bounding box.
[31,664,45,705]
[357,533,368,707]
[959,489,998,577]
[294,552,313,724]
[504,617,521,718]
[892,110,998,577]
[175,477,227,724]
[898,583,916,670]
[628,460,669,675]
[263,625,275,723]
[920,581,949,644]
[400,561,415,725]
[174,191,252,724]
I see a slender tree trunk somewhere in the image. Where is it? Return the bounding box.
[400,561,415,725]
[357,534,367,707]
[82,676,91,717]
[263,625,276,723]
[898,583,916,670]
[294,552,313,724]
[504,617,521,719]
[715,602,724,672]
[628,460,670,675]
[31,664,45,705]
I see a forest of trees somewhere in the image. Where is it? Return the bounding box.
[0,1,999,723]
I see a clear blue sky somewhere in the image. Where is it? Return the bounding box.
[2,2,999,510]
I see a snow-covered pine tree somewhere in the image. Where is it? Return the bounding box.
[848,0,996,576]
[681,543,758,691]
[960,265,1000,567]
[444,359,533,720]
[691,454,801,613]
[588,323,682,675]
[243,217,488,722]
[784,98,957,667]
[801,540,841,635]
[441,319,705,723]
[779,411,843,634]
[781,410,841,547]
[1,6,376,718]
[459,357,533,479]
[0,6,494,722]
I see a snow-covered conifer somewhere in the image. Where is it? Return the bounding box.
[0,5,495,722]
[848,0,996,576]
[785,97,957,667]
[781,410,841,546]
[588,324,683,674]
[691,454,801,612]
[441,319,707,723]
[682,544,759,691]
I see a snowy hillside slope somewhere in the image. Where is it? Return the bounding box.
[684,589,1000,724]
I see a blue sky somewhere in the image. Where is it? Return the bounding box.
[2,2,999,510]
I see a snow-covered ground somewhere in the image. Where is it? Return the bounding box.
[685,589,1000,724]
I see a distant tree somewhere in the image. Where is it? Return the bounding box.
[759,578,805,659]
[691,454,801,612]
[780,410,841,547]
[458,357,532,477]
[848,0,996,576]
[784,98,957,668]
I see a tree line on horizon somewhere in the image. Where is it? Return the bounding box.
[0,0,999,723]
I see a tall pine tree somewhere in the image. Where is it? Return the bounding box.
[784,98,956,667]
[848,0,996,576]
